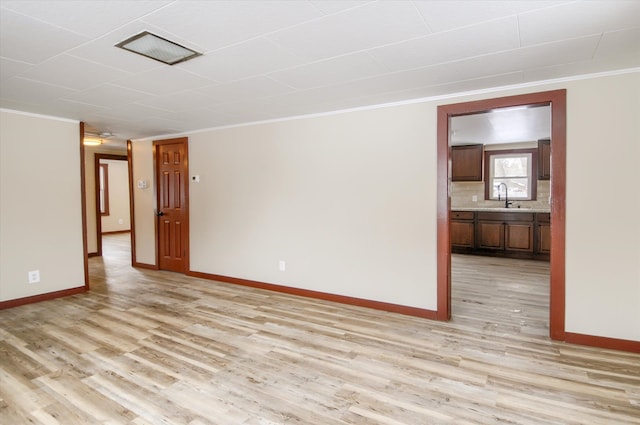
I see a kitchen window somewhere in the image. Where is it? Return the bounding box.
[484,148,537,201]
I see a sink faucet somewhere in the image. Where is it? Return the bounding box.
[497,182,512,208]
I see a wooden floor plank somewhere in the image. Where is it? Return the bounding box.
[1,234,639,424]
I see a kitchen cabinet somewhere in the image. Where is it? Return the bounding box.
[451,211,475,248]
[477,211,534,253]
[452,144,483,181]
[451,210,548,260]
[538,138,551,180]
[536,213,551,254]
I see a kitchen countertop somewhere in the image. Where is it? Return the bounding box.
[453,207,550,213]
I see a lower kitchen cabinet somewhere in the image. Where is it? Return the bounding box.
[536,213,551,254]
[476,221,504,250]
[452,210,548,260]
[451,211,475,248]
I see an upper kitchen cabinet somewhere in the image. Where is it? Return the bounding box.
[538,138,551,180]
[451,144,483,181]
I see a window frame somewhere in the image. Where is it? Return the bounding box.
[484,148,538,201]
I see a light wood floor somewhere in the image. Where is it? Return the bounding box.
[1,233,639,424]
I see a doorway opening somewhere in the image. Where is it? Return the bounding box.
[436,90,566,341]
[94,153,130,258]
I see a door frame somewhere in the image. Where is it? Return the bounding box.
[94,153,129,257]
[436,89,566,341]
[153,137,190,273]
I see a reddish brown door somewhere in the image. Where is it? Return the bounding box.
[155,138,188,272]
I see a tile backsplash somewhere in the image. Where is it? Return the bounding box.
[451,180,551,210]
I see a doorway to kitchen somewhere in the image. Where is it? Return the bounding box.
[436,90,566,341]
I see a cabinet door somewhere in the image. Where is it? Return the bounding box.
[505,222,534,252]
[537,223,551,254]
[451,221,475,248]
[477,221,504,250]
[452,144,483,181]
[538,139,551,180]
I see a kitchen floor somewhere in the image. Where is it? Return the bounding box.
[451,253,550,337]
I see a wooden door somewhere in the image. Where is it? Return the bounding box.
[155,138,188,272]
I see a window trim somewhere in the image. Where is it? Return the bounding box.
[484,148,538,201]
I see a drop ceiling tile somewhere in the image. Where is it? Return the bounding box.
[168,108,237,130]
[180,38,304,83]
[308,1,371,15]
[140,0,322,51]
[0,9,88,64]
[268,53,389,90]
[0,77,76,104]
[98,102,175,121]
[199,77,295,104]
[111,67,215,96]
[519,1,640,46]
[432,34,602,83]
[0,58,33,83]
[267,1,430,61]
[19,54,131,91]
[595,27,640,59]
[523,53,640,82]
[413,0,564,33]
[136,90,216,112]
[1,1,171,38]
[368,16,519,72]
[61,83,153,108]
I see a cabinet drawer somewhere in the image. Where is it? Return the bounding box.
[451,211,474,220]
[477,212,534,222]
[536,213,551,223]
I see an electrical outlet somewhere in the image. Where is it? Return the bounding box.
[28,270,40,283]
[472,195,478,202]
[279,260,286,272]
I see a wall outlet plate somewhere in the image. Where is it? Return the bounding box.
[28,270,40,283]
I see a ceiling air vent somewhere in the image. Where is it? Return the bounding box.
[116,31,201,65]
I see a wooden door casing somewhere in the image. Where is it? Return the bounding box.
[155,138,188,273]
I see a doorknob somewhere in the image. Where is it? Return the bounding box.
[156,211,165,217]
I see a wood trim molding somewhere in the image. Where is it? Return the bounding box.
[565,332,640,354]
[94,153,128,258]
[79,122,90,290]
[127,140,138,268]
[101,230,131,235]
[187,270,438,320]
[0,286,87,310]
[133,262,159,270]
[437,89,567,341]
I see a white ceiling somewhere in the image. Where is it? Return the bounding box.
[450,105,551,145]
[1,0,639,148]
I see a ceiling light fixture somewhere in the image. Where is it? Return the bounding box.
[115,31,201,65]
[83,138,102,146]
[84,132,104,146]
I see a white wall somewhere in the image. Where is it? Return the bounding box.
[0,110,85,302]
[100,159,131,233]
[130,140,156,265]
[128,71,640,342]
[189,105,437,308]
[563,73,640,340]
